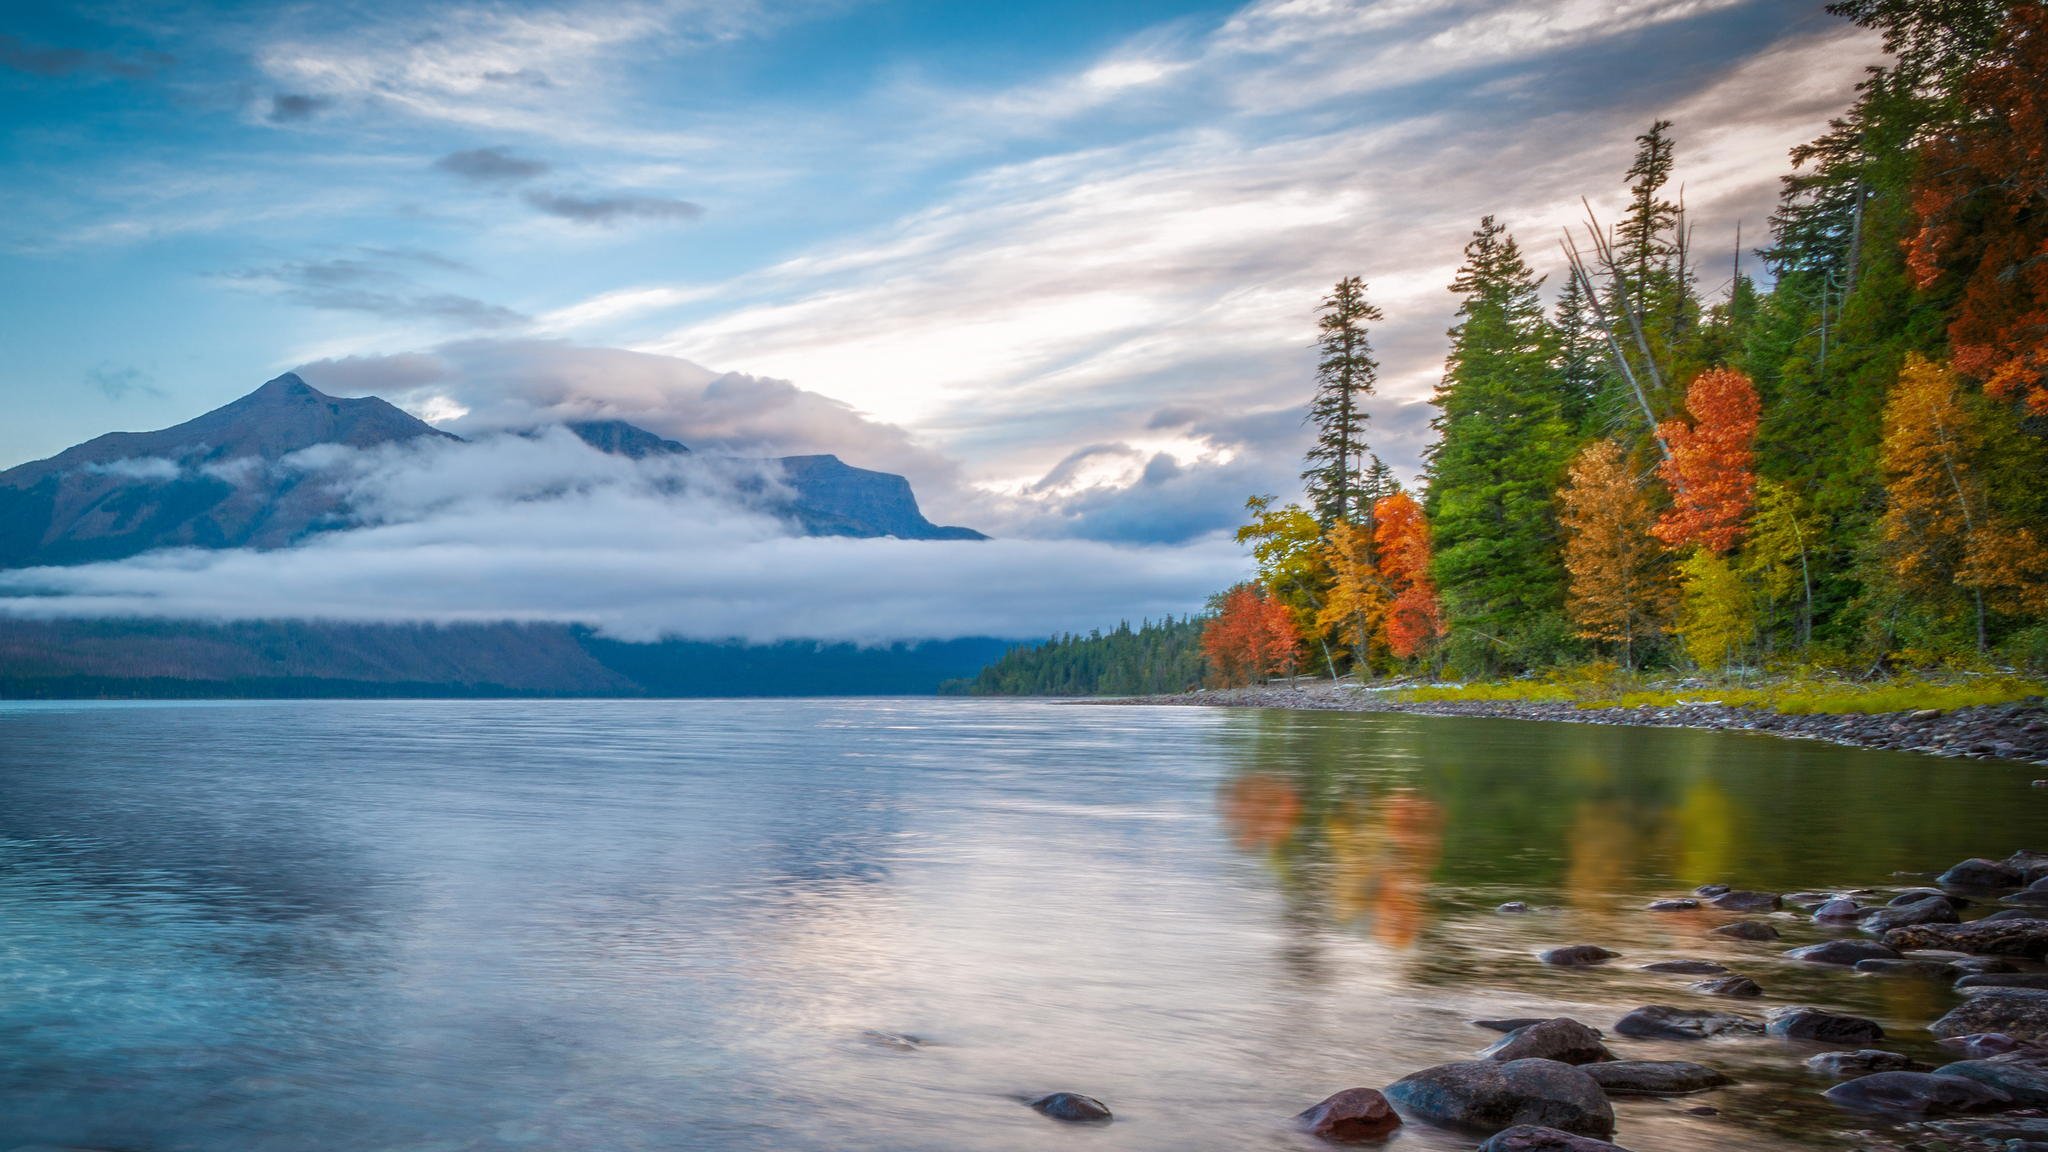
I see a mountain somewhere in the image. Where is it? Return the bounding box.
[0,373,981,570]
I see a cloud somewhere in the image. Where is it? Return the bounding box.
[87,365,164,401]
[433,147,551,182]
[228,253,524,329]
[523,190,704,225]
[83,457,180,481]
[0,34,170,79]
[0,431,1245,644]
[267,93,332,123]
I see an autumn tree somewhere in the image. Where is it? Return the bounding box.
[1302,277,1384,526]
[1317,519,1387,675]
[1373,490,1445,660]
[1741,479,1820,648]
[1237,495,1337,678]
[1560,439,1675,668]
[1654,367,1761,554]
[1676,549,1755,670]
[1203,585,1304,687]
[1907,4,2048,416]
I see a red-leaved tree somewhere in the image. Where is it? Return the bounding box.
[1654,367,1760,554]
[1203,585,1304,686]
[1371,491,1444,659]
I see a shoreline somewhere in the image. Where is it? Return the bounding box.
[1087,680,2048,767]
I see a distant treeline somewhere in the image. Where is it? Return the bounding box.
[941,617,1207,697]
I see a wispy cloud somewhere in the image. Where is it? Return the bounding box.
[228,251,524,328]
[522,190,704,224]
[433,146,552,182]
[266,92,332,123]
[0,34,171,79]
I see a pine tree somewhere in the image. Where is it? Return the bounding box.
[1553,271,1604,430]
[1302,277,1383,526]
[1425,217,1575,669]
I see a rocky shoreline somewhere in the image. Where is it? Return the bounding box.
[1093,680,2048,767]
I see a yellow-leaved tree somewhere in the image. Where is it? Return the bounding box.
[1237,495,1337,678]
[1317,518,1387,676]
[1676,549,1753,670]
[1560,439,1675,669]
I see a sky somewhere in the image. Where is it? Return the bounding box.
[0,0,1890,640]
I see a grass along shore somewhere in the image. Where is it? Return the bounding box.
[1101,673,2048,767]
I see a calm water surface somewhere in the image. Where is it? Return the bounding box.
[1,699,2043,1152]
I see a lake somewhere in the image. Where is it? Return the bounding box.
[0,699,2042,1151]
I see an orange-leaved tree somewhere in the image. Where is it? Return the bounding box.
[1907,4,2048,416]
[1316,519,1387,674]
[1560,439,1675,668]
[1653,367,1760,554]
[1372,491,1443,660]
[1203,585,1305,687]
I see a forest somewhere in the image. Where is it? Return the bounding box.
[967,0,2048,696]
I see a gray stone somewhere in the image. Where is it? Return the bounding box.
[1539,945,1619,967]
[1805,1050,1928,1078]
[1959,973,2048,991]
[1710,920,1780,941]
[1709,890,1782,912]
[1932,990,2048,1041]
[1856,958,1962,979]
[1475,1018,1554,1034]
[2003,891,2048,907]
[1641,960,1729,975]
[1029,1092,1112,1122]
[1295,1087,1401,1142]
[1785,939,1900,966]
[1476,1125,1632,1152]
[1693,884,1732,898]
[1814,898,1870,923]
[1613,1005,1761,1040]
[1483,1019,1614,1066]
[1887,920,2048,958]
[1691,975,1763,997]
[1893,887,1974,909]
[1498,902,1533,914]
[1580,1060,1729,1096]
[1824,1071,2012,1115]
[1934,1055,2048,1105]
[1862,896,1962,934]
[1766,1007,1885,1044]
[1941,858,2026,890]
[1383,1059,1614,1139]
[1645,898,1698,911]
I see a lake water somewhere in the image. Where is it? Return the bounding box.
[1,699,2043,1152]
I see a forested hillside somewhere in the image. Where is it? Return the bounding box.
[941,618,1205,696]
[973,0,2048,694]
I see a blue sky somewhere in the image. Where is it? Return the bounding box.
[2,0,1881,544]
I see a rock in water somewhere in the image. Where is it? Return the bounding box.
[1477,1124,1634,1152]
[1581,1060,1730,1096]
[1295,1088,1401,1141]
[1694,884,1732,898]
[1498,902,1533,914]
[2008,850,2048,884]
[1709,890,1782,912]
[1711,921,1780,941]
[1823,1071,2012,1115]
[1939,1032,2045,1058]
[1855,958,1960,979]
[1786,940,1900,966]
[1474,1018,1554,1034]
[1613,1006,1761,1040]
[1861,897,1961,934]
[1029,1093,1112,1122]
[1891,888,1971,908]
[1691,975,1763,997]
[1806,1051,1928,1078]
[1932,989,2048,1041]
[1940,858,2025,889]
[1539,945,1619,967]
[1767,1007,1885,1044]
[1645,898,1698,911]
[1814,898,1869,923]
[1383,1059,1615,1139]
[1934,1055,2048,1105]
[1483,1019,1614,1066]
[1958,973,2048,991]
[1641,959,1729,975]
[1886,919,2048,958]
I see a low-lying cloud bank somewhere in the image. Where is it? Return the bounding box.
[0,430,1242,643]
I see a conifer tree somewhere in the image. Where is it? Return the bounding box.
[1425,217,1574,667]
[1302,277,1383,526]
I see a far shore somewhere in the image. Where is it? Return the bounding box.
[1082,679,2048,768]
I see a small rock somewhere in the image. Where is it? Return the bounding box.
[1766,1007,1886,1044]
[1709,890,1782,912]
[1295,1087,1401,1142]
[1694,884,1732,898]
[1475,1017,1555,1034]
[1476,1125,1632,1152]
[1887,919,2048,958]
[1383,1059,1614,1139]
[1815,898,1871,923]
[1498,902,1533,914]
[1980,908,2044,923]
[1806,1051,1928,1078]
[1863,897,1963,934]
[1646,898,1699,911]
[2003,891,2048,907]
[1955,956,2023,973]
[1941,859,2026,890]
[1856,958,1961,979]
[1581,1060,1730,1096]
[1484,1019,1615,1066]
[1939,1033,2045,1058]
[1786,940,1900,966]
[1960,974,2048,991]
[1711,921,1781,941]
[1540,945,1620,967]
[1641,960,1730,975]
[861,1030,925,1050]
[1691,976,1763,997]
[1932,990,2048,1041]
[1029,1093,1112,1122]
[1613,1005,1761,1040]
[1935,1055,2048,1105]
[1824,1071,2012,1115]
[2007,850,2048,884]
[1892,888,1973,908]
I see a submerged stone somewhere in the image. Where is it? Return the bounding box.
[1539,945,1619,967]
[1383,1059,1614,1139]
[1806,1051,1927,1078]
[1690,975,1763,997]
[1483,1019,1614,1066]
[1581,1060,1730,1096]
[1824,1071,2011,1115]
[1640,960,1729,975]
[1477,1124,1633,1152]
[1709,890,1782,912]
[1766,1007,1885,1044]
[1786,940,1899,966]
[1613,1005,1761,1040]
[1295,1087,1401,1142]
[1029,1092,1112,1122]
[1711,921,1780,941]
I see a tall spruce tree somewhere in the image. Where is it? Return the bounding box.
[1425,217,1577,671]
[1302,277,1383,526]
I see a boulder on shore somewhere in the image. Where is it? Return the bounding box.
[1295,1087,1402,1141]
[1539,945,1619,967]
[1383,1059,1615,1139]
[1483,1019,1614,1066]
[1477,1124,1633,1152]
[1028,1093,1112,1122]
[1766,1007,1885,1044]
[1581,1060,1730,1096]
[1931,989,2048,1041]
[1824,1071,2012,1115]
[1885,919,2048,958]
[1613,1005,1761,1040]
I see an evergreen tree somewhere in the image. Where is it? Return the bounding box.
[1302,277,1383,526]
[1553,271,1605,430]
[1425,217,1575,672]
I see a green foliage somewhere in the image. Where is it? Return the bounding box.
[1302,277,1383,526]
[1403,670,2043,714]
[1676,549,1755,670]
[943,617,1208,697]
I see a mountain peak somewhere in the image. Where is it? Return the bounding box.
[251,372,319,400]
